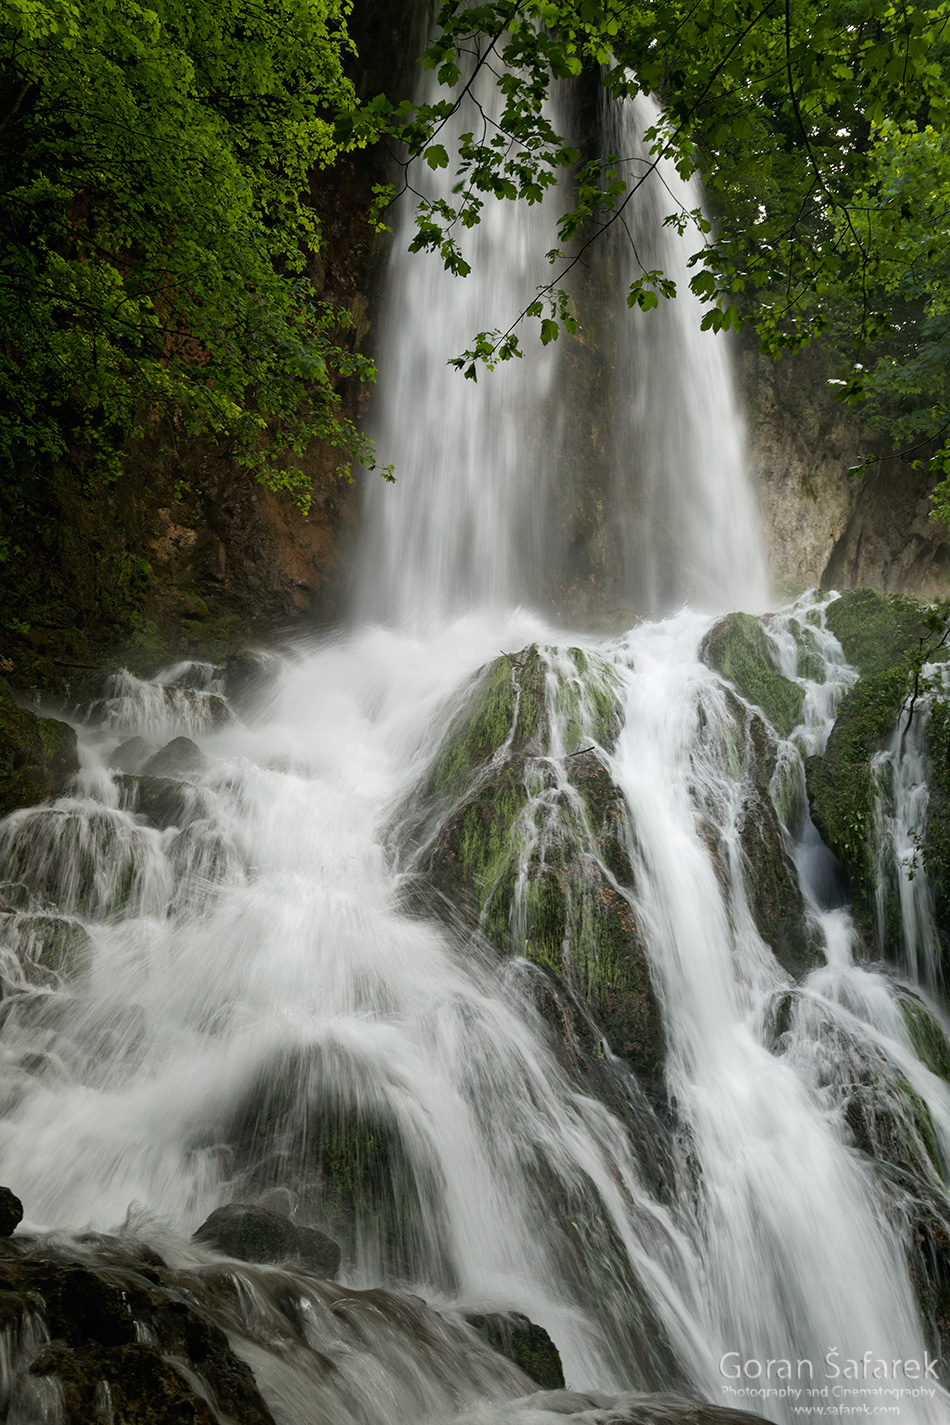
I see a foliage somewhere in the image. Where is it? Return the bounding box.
[336,0,950,496]
[0,0,388,506]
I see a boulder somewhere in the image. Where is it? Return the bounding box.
[0,681,78,819]
[824,587,931,677]
[116,773,194,830]
[466,1311,564,1389]
[806,667,909,942]
[0,1253,274,1425]
[107,737,155,774]
[193,1203,341,1277]
[702,612,805,738]
[0,1185,22,1236]
[142,736,205,778]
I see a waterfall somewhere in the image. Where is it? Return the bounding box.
[601,97,768,616]
[1,63,950,1425]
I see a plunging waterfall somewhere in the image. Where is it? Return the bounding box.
[1,66,949,1425]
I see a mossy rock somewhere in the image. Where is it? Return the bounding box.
[738,794,818,980]
[907,1198,950,1370]
[466,1312,564,1389]
[703,613,805,738]
[900,994,950,1082]
[923,698,950,946]
[806,667,909,933]
[416,752,666,1093]
[0,912,92,979]
[220,1051,439,1281]
[844,1075,944,1183]
[402,657,664,1096]
[824,587,931,677]
[425,645,621,810]
[0,685,78,819]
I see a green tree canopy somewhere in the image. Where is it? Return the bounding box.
[0,0,386,508]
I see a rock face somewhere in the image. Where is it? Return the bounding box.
[803,588,944,951]
[743,342,950,599]
[0,682,78,819]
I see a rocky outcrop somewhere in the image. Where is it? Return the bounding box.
[0,682,78,820]
[400,645,667,1098]
[803,588,943,950]
[0,1239,276,1425]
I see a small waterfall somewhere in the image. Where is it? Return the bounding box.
[869,682,946,986]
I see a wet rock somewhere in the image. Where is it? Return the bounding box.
[907,1197,950,1373]
[0,1251,275,1425]
[805,667,909,940]
[116,772,195,829]
[143,736,205,778]
[30,1341,219,1425]
[0,911,92,980]
[0,681,79,819]
[703,612,805,738]
[899,993,950,1081]
[107,736,155,773]
[193,1203,341,1277]
[519,1393,771,1423]
[0,1185,22,1235]
[467,1311,564,1389]
[737,791,817,980]
[398,651,666,1096]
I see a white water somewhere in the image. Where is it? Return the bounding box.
[1,78,949,1425]
[602,97,768,615]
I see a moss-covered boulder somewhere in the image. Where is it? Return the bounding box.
[401,649,666,1097]
[824,587,931,677]
[900,993,950,1081]
[805,667,908,937]
[0,911,92,980]
[0,682,78,820]
[466,1312,564,1389]
[702,612,805,738]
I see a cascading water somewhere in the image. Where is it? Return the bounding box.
[1,61,950,1425]
[601,97,768,615]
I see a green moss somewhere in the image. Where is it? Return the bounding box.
[469,1315,564,1389]
[824,587,930,677]
[924,698,950,945]
[902,997,950,1082]
[806,667,908,913]
[0,692,78,819]
[430,657,518,801]
[703,612,805,738]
